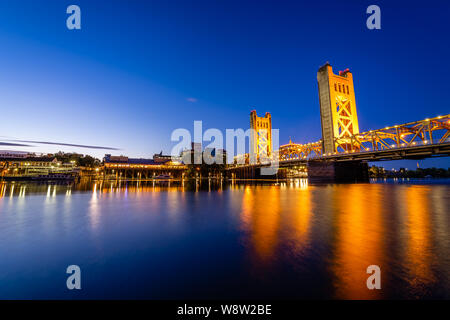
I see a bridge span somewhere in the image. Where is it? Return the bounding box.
[227,63,450,182]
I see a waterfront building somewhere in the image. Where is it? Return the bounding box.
[180,144,226,165]
[180,142,203,165]
[153,151,176,163]
[0,155,64,176]
[103,154,186,180]
[203,148,227,165]
[216,148,227,165]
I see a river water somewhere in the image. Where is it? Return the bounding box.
[0,179,449,299]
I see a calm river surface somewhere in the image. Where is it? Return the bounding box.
[0,179,449,299]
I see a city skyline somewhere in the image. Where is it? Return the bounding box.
[0,0,449,169]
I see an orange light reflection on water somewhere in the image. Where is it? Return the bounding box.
[330,184,384,299]
[241,185,281,262]
[403,186,436,297]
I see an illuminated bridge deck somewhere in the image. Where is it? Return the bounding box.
[280,141,450,165]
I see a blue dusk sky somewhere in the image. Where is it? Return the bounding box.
[0,0,449,169]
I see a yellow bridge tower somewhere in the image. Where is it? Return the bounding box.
[250,110,272,159]
[317,63,360,154]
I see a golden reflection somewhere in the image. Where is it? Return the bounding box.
[18,185,27,197]
[331,185,384,299]
[291,186,312,248]
[404,186,436,295]
[240,185,254,228]
[288,178,308,190]
[241,185,281,262]
[0,182,6,198]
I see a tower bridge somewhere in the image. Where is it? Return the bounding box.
[228,63,450,182]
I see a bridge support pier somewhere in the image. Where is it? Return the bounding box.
[227,166,288,180]
[307,160,369,183]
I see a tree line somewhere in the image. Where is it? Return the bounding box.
[369,165,450,178]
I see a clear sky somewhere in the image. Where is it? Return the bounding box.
[0,0,449,169]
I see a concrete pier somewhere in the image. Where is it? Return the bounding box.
[307,160,369,183]
[228,166,287,180]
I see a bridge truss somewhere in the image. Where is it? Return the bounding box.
[278,114,450,161]
[333,114,450,154]
[278,140,322,161]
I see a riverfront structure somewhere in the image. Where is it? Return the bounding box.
[0,154,76,178]
[103,154,185,180]
[250,110,273,159]
[228,63,450,182]
[317,63,360,154]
